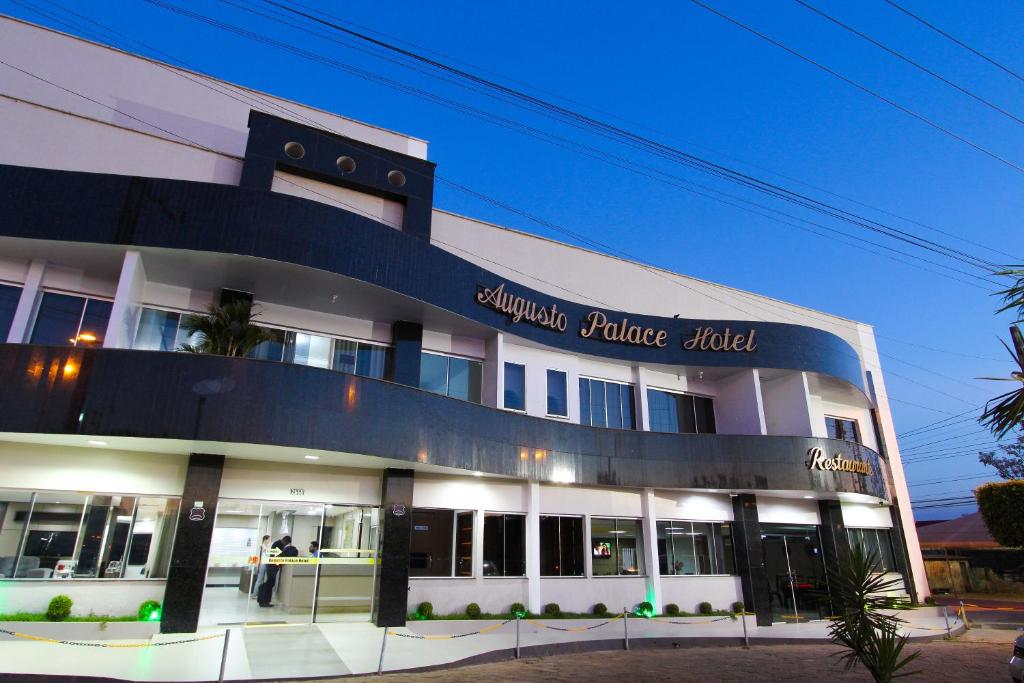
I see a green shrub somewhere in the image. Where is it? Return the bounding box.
[698,601,714,615]
[137,600,161,622]
[416,601,434,619]
[465,603,481,618]
[543,602,561,617]
[731,601,745,614]
[636,601,654,617]
[46,595,73,621]
[976,481,1024,548]
[592,602,608,616]
[509,602,527,617]
[665,603,680,616]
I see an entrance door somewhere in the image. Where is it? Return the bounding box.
[312,505,379,623]
[761,524,828,623]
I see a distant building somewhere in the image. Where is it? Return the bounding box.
[917,512,1024,593]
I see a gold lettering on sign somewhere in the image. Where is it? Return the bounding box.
[805,447,872,476]
[683,326,757,352]
[579,311,668,348]
[476,283,568,332]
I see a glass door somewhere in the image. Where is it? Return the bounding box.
[312,505,379,623]
[761,524,828,623]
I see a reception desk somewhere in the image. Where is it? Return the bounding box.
[275,563,375,613]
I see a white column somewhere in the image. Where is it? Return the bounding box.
[473,506,485,594]
[481,332,504,409]
[6,258,45,343]
[715,368,767,435]
[760,371,817,436]
[525,481,541,613]
[632,364,650,430]
[583,513,593,578]
[640,488,662,612]
[103,250,147,348]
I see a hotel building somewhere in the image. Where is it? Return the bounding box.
[0,16,927,633]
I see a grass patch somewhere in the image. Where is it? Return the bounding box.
[0,612,139,622]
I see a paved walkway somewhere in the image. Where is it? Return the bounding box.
[331,632,1017,682]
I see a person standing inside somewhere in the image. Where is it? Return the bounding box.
[257,536,291,608]
[250,535,271,597]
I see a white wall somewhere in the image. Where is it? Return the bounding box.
[761,373,814,437]
[756,497,820,525]
[538,577,648,613]
[0,442,187,496]
[0,580,165,617]
[714,369,766,436]
[408,577,526,615]
[819,400,879,451]
[218,459,380,506]
[539,485,642,517]
[652,492,734,521]
[841,502,893,529]
[412,477,526,512]
[660,576,743,613]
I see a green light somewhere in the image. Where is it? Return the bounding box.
[146,607,161,622]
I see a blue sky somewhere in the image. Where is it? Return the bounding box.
[3,0,1021,519]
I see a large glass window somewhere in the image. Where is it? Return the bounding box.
[332,339,392,379]
[848,527,897,572]
[539,515,584,576]
[546,370,568,417]
[133,308,196,351]
[647,389,716,434]
[0,283,21,341]
[409,509,473,577]
[579,378,635,429]
[483,513,525,576]
[283,332,333,369]
[504,362,526,411]
[591,518,645,576]
[826,416,860,443]
[419,352,482,403]
[0,489,179,580]
[30,292,112,347]
[657,521,736,575]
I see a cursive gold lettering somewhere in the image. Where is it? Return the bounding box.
[805,447,871,476]
[477,283,567,333]
[683,326,757,353]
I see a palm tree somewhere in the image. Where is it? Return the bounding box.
[980,268,1024,438]
[178,299,270,357]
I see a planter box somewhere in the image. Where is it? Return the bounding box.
[0,620,159,641]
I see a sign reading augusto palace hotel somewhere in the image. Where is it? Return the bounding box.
[476,282,757,352]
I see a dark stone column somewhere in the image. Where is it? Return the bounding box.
[161,453,224,633]
[373,468,414,627]
[391,321,423,387]
[732,494,772,627]
[818,499,851,613]
[888,502,918,603]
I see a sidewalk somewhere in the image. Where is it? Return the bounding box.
[0,608,965,681]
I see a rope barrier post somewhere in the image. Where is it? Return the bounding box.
[622,607,630,651]
[217,629,231,682]
[515,614,521,659]
[941,605,951,639]
[377,629,389,675]
[740,612,749,648]
[959,600,969,630]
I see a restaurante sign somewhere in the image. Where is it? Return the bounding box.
[805,447,872,476]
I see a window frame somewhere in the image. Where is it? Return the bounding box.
[30,290,115,347]
[545,368,569,419]
[646,386,718,435]
[590,516,647,577]
[847,527,897,573]
[655,519,735,576]
[578,375,637,430]
[0,281,23,341]
[482,511,527,578]
[539,514,585,578]
[408,507,475,579]
[419,350,484,404]
[503,362,527,412]
[825,415,861,444]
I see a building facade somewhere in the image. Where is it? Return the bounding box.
[0,17,926,633]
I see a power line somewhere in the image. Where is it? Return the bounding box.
[684,0,1024,174]
[907,473,993,486]
[794,0,1024,127]
[882,0,1024,85]
[897,407,984,438]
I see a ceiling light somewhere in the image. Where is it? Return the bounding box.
[87,440,107,446]
[803,495,814,499]
[304,455,320,460]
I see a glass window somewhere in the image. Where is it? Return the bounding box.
[657,521,736,575]
[247,327,287,362]
[579,378,635,430]
[647,389,716,434]
[504,362,526,411]
[546,370,568,417]
[848,527,897,572]
[539,515,584,576]
[0,489,179,580]
[331,339,392,379]
[591,518,645,576]
[483,513,525,576]
[419,353,482,403]
[283,332,333,369]
[133,308,196,352]
[409,508,473,577]
[0,283,21,341]
[30,292,111,347]
[826,416,860,443]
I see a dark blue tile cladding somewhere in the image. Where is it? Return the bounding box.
[0,344,888,498]
[0,163,864,390]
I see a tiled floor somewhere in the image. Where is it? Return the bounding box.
[199,587,373,627]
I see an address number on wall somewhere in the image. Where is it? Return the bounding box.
[289,488,305,496]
